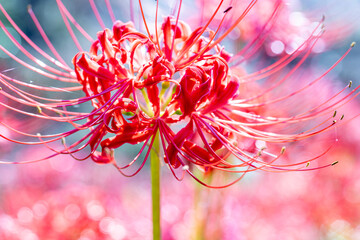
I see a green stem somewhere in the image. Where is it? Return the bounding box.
[151,131,161,240]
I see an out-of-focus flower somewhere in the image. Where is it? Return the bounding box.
[0,0,358,187]
[197,0,360,56]
[0,145,196,240]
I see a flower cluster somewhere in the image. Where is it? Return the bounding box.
[0,0,358,187]
[0,146,192,240]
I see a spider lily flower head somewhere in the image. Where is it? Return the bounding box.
[0,0,359,188]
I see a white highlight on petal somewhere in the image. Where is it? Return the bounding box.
[35,59,46,68]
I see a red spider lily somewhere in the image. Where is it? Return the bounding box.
[0,0,359,188]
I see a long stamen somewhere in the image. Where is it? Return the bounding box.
[177,5,232,67]
[89,0,106,29]
[207,0,257,49]
[154,0,162,54]
[0,4,72,72]
[245,42,355,109]
[105,0,116,23]
[230,0,283,64]
[175,0,225,63]
[0,45,75,82]
[138,0,152,40]
[56,0,94,42]
[169,0,182,61]
[27,5,71,70]
[56,0,84,51]
[129,0,135,23]
[137,0,162,54]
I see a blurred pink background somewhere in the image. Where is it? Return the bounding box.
[0,0,360,239]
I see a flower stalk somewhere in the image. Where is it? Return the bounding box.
[151,130,161,240]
